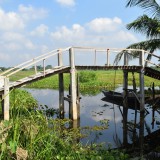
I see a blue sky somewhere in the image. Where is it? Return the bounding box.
[0,0,145,67]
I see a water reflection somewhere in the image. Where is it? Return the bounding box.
[24,88,160,152]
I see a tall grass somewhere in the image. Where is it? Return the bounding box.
[0,89,128,160]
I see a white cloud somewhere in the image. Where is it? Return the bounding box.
[2,32,24,41]
[41,45,49,53]
[51,24,85,44]
[115,31,137,42]
[87,17,122,33]
[31,24,49,37]
[4,43,22,51]
[2,32,36,51]
[50,17,137,48]
[0,8,25,31]
[56,0,75,7]
[18,4,48,21]
[0,5,49,67]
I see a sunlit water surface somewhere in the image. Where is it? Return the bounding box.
[24,88,160,148]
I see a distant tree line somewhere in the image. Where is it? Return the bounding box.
[0,65,53,71]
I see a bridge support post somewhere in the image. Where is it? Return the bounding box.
[123,70,128,146]
[58,49,64,119]
[59,73,64,118]
[4,77,9,120]
[139,68,145,157]
[69,48,78,120]
[0,94,4,119]
[139,50,145,158]
[123,51,129,146]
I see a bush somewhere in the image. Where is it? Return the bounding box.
[79,71,97,83]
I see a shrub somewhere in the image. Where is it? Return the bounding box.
[79,71,97,83]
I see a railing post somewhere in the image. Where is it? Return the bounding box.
[58,49,63,66]
[58,49,64,119]
[4,77,9,120]
[139,50,145,67]
[124,51,128,66]
[69,47,77,120]
[43,59,45,76]
[34,65,37,74]
[94,50,97,66]
[106,49,110,66]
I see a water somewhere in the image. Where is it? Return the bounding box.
[24,88,160,148]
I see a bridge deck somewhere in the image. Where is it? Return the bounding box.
[76,65,160,80]
[0,66,70,93]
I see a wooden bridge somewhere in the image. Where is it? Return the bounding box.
[0,46,160,122]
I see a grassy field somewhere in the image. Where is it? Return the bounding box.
[8,70,160,92]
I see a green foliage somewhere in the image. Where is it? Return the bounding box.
[10,89,38,111]
[0,90,128,160]
[9,70,160,96]
[79,71,97,83]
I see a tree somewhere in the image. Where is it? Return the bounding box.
[115,0,160,65]
[126,0,160,19]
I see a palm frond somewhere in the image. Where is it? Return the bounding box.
[126,39,160,52]
[114,39,160,65]
[127,15,160,38]
[126,0,160,18]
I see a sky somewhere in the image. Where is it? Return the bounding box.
[0,0,146,67]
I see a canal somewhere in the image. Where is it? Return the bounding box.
[24,87,160,149]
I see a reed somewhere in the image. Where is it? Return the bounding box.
[0,89,128,160]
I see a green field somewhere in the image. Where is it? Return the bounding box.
[7,70,160,93]
[8,70,160,88]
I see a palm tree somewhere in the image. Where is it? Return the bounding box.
[126,0,160,18]
[115,0,160,65]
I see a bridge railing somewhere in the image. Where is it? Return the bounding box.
[72,47,147,67]
[0,47,71,78]
[72,47,160,68]
[0,46,159,80]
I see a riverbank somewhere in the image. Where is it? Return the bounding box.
[0,89,129,160]
[9,70,160,91]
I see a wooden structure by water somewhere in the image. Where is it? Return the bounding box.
[0,46,160,155]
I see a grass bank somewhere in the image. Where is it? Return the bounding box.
[0,89,129,160]
[9,70,160,91]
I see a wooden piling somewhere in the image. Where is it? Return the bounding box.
[132,72,138,145]
[123,51,128,146]
[0,94,4,119]
[58,49,64,119]
[4,77,9,120]
[139,68,145,157]
[152,82,155,128]
[123,70,128,146]
[139,50,145,157]
[76,73,80,119]
[69,48,78,120]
